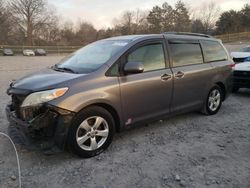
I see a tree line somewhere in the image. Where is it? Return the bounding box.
[0,0,250,46]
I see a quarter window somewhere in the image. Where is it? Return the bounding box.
[127,43,166,72]
[169,43,203,67]
[201,40,228,62]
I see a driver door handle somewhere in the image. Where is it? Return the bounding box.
[161,74,172,81]
[175,71,185,79]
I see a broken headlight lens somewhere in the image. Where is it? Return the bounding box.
[21,88,68,107]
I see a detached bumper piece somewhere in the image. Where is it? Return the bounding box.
[233,71,250,89]
[6,102,75,154]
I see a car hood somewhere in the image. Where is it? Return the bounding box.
[11,68,85,92]
[235,62,250,71]
[231,52,250,58]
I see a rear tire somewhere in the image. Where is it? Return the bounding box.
[68,106,115,158]
[202,85,222,115]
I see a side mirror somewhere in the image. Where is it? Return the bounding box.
[124,61,144,74]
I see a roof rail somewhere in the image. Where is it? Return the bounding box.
[163,32,213,38]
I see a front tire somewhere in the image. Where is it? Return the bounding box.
[203,85,222,115]
[68,106,115,158]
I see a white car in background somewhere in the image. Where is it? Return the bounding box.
[231,46,250,63]
[23,49,35,56]
[233,59,250,92]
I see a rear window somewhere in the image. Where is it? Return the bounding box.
[201,40,228,62]
[169,43,203,67]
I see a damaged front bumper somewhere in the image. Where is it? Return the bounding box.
[5,103,75,151]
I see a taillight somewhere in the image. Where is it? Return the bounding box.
[229,63,235,68]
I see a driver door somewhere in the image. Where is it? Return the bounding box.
[119,39,173,125]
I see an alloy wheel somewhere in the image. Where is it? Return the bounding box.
[208,89,221,112]
[76,116,109,151]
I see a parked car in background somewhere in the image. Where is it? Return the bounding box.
[6,33,233,158]
[3,49,14,56]
[35,49,46,56]
[231,46,250,63]
[233,59,250,92]
[23,49,35,56]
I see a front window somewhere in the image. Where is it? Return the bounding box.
[55,40,128,74]
[127,43,166,72]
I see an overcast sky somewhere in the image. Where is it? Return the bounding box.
[50,0,249,29]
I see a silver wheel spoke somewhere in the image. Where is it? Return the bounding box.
[90,137,98,150]
[215,93,220,100]
[76,116,109,151]
[80,121,91,131]
[209,102,214,110]
[96,130,109,137]
[77,134,89,145]
[93,117,104,129]
[208,89,221,111]
[211,90,215,97]
[209,97,213,102]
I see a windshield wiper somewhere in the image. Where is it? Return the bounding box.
[52,64,78,73]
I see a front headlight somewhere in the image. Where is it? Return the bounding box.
[21,87,68,107]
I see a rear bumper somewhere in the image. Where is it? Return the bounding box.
[5,103,75,151]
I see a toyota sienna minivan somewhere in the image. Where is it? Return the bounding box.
[6,33,233,158]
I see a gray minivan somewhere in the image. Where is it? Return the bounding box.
[6,33,233,158]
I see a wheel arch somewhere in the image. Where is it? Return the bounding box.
[215,82,226,101]
[82,103,121,132]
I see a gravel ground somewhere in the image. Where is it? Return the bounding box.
[0,48,250,188]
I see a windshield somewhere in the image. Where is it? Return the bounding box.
[240,47,250,52]
[55,40,128,74]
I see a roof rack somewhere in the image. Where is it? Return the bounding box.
[163,32,213,38]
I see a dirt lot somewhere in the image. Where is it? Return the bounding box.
[0,50,250,188]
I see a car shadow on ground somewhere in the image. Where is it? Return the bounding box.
[16,110,200,159]
[233,89,250,98]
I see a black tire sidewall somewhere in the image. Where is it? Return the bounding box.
[68,106,115,158]
[206,86,222,115]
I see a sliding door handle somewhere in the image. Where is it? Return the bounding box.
[161,74,172,81]
[175,71,185,79]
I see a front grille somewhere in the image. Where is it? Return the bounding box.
[233,70,250,87]
[234,70,250,78]
[21,106,43,121]
[11,94,42,121]
[12,94,26,119]
[233,57,245,63]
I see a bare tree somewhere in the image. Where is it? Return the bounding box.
[191,1,221,33]
[75,19,97,45]
[133,9,149,34]
[0,0,14,44]
[58,20,75,45]
[8,0,56,45]
[113,9,149,35]
[33,12,60,45]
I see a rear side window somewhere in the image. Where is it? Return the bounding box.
[201,40,228,62]
[127,43,166,72]
[169,43,203,67]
